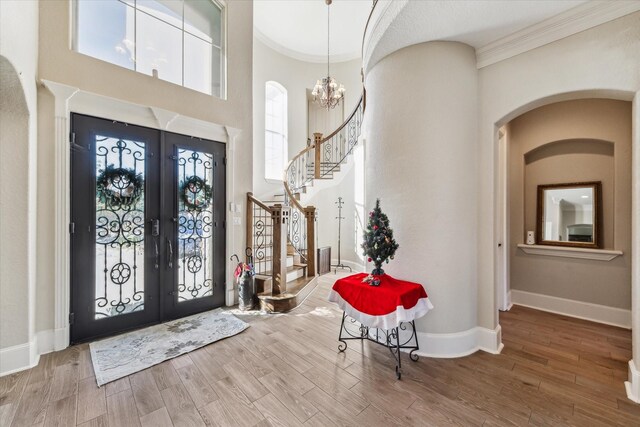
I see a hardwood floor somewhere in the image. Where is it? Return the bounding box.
[1,273,638,426]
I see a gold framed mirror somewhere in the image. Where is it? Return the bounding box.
[536,181,602,248]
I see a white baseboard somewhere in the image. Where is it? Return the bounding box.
[408,325,503,358]
[511,290,631,329]
[330,259,365,273]
[1,327,69,377]
[626,360,640,403]
[36,327,69,355]
[0,339,39,376]
[226,286,235,307]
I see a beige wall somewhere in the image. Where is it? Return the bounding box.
[36,0,254,335]
[0,0,39,357]
[509,99,632,309]
[477,12,640,334]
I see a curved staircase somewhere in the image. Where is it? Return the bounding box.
[246,2,375,313]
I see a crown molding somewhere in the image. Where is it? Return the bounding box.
[476,1,640,69]
[254,28,360,64]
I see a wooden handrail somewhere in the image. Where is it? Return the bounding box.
[361,0,379,75]
[319,90,366,144]
[283,145,314,185]
[247,192,272,213]
[283,180,305,212]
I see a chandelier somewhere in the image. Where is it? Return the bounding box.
[312,0,345,109]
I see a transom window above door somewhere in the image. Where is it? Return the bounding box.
[73,0,225,98]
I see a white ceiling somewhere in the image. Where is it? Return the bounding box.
[254,0,371,63]
[254,0,589,64]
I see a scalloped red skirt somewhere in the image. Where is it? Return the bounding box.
[328,273,434,329]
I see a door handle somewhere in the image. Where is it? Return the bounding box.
[154,239,159,270]
[167,238,173,269]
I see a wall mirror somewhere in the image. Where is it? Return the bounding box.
[536,182,601,248]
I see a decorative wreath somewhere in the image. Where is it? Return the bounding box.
[180,175,213,212]
[96,165,144,207]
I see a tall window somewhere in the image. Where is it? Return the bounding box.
[73,0,225,97]
[265,82,288,181]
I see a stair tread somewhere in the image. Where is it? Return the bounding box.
[257,276,317,300]
[256,265,306,277]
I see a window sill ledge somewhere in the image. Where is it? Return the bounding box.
[517,244,623,261]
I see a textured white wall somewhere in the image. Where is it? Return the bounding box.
[0,0,39,353]
[365,42,479,335]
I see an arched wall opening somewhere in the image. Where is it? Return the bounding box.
[492,91,638,401]
[0,56,32,362]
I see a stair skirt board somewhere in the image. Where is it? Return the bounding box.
[258,276,320,313]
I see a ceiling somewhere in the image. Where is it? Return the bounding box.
[254,0,371,63]
[254,0,588,64]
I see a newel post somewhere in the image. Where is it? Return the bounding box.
[304,206,317,277]
[271,204,290,295]
[314,132,323,179]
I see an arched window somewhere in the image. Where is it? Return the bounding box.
[265,81,288,181]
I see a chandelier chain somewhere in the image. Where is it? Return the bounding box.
[327,0,330,78]
[311,0,345,109]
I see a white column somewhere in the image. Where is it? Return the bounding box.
[626,90,640,402]
[225,126,241,306]
[41,80,78,351]
[365,42,499,356]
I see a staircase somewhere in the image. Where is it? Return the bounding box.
[245,1,376,313]
[246,94,365,313]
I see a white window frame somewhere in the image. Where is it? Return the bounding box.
[265,81,288,182]
[71,0,226,98]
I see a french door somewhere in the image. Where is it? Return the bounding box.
[70,113,226,343]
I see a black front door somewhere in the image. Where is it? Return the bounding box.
[70,114,226,343]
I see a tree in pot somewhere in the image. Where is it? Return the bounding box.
[362,199,399,278]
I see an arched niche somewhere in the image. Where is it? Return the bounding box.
[0,55,32,353]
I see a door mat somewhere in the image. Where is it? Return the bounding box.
[90,309,249,386]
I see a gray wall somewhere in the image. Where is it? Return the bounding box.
[509,99,632,309]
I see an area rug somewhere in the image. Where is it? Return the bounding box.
[90,309,249,386]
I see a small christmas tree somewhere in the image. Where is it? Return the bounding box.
[362,199,399,276]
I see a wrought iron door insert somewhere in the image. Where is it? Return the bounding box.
[70,114,225,343]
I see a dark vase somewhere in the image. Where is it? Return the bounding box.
[238,272,255,311]
[372,265,384,276]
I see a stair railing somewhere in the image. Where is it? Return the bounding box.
[314,91,366,179]
[246,192,291,294]
[246,192,274,276]
[274,0,377,282]
[282,99,365,277]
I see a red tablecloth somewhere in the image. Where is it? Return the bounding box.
[328,273,433,329]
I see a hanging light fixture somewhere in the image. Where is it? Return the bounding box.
[312,0,345,109]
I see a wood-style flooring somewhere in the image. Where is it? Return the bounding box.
[1,273,638,426]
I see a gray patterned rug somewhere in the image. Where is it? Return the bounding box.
[90,309,249,386]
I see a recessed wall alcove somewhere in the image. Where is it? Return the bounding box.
[507,99,632,315]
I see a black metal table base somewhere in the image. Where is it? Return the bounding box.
[332,263,353,273]
[337,311,419,379]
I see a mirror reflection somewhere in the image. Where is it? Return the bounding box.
[537,182,601,248]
